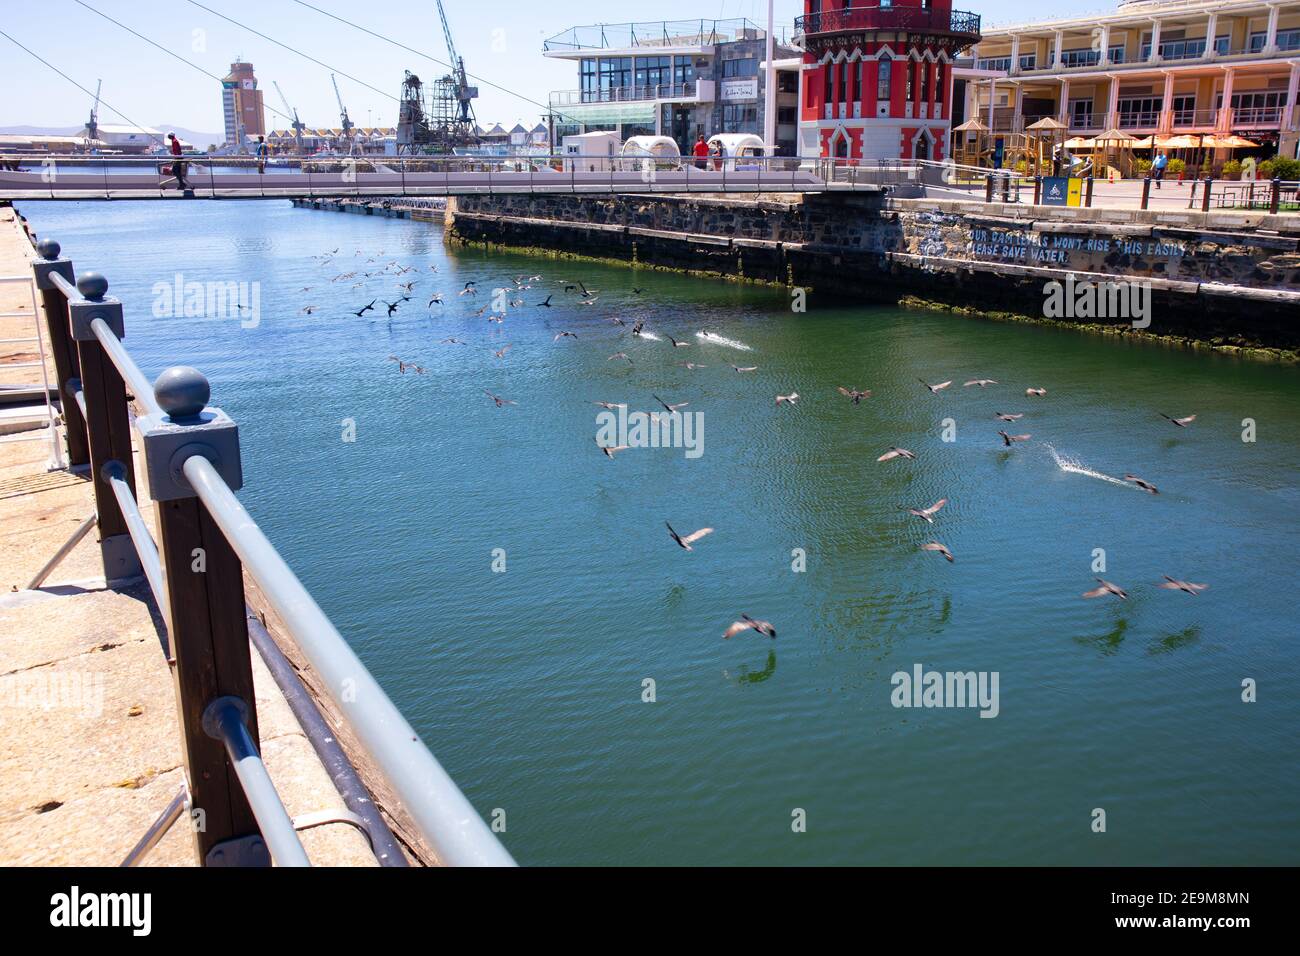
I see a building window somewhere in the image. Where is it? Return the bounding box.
[598,57,632,95]
[976,57,1012,72]
[1170,94,1196,124]
[1019,53,1036,71]
[673,56,696,86]
[839,61,848,104]
[855,60,862,103]
[824,63,834,104]
[637,55,671,91]
[723,58,758,78]
[878,59,892,100]
[935,62,944,104]
[922,63,931,102]
[581,59,597,101]
[777,106,797,124]
[1117,96,1162,128]
[778,70,798,93]
[722,104,758,130]
[1250,28,1300,52]
[906,60,914,101]
[1055,45,1125,68]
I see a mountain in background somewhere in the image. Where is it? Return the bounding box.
[0,123,225,147]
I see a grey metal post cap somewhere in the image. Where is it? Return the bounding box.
[35,238,60,259]
[77,272,109,301]
[136,401,243,501]
[154,366,211,421]
[31,255,74,291]
[68,295,124,341]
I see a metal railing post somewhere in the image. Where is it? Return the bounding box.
[136,366,266,866]
[65,273,142,583]
[30,239,89,467]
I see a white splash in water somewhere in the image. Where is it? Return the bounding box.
[695,331,753,351]
[1045,444,1133,488]
[637,331,661,341]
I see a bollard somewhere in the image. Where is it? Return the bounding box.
[985,174,994,202]
[1085,175,1095,208]
[1033,176,1041,205]
[1270,177,1281,215]
[66,272,142,583]
[1140,177,1151,210]
[1001,175,1011,203]
[1201,177,1213,212]
[30,239,90,467]
[137,367,265,866]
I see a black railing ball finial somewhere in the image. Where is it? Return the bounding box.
[36,238,61,260]
[154,366,211,421]
[77,272,109,301]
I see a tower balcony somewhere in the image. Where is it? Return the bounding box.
[795,5,981,46]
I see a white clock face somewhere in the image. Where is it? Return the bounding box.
[242,79,254,90]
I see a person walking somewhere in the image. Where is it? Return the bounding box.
[1152,150,1168,190]
[166,132,188,191]
[692,134,709,170]
[255,135,269,174]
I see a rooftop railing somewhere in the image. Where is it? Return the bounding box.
[27,238,516,868]
[548,83,699,107]
[543,17,787,52]
[795,6,982,42]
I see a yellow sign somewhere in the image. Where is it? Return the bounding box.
[1067,178,1083,207]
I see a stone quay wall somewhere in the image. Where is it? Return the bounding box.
[445,192,1300,356]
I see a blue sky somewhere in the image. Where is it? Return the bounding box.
[1,0,1083,140]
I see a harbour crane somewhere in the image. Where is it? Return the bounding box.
[398,2,479,154]
[331,73,355,154]
[272,80,305,154]
[86,79,101,143]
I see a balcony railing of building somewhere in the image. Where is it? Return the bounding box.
[795,6,981,41]
[543,18,787,52]
[549,84,698,107]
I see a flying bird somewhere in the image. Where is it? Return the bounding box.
[427,293,443,307]
[1159,413,1196,428]
[920,379,953,394]
[1124,474,1159,494]
[352,299,377,317]
[665,522,714,552]
[731,365,758,373]
[384,300,401,317]
[607,352,633,364]
[677,362,708,370]
[906,498,948,523]
[1157,576,1209,595]
[837,387,872,403]
[877,447,915,462]
[483,389,517,407]
[921,542,955,563]
[597,441,631,459]
[492,344,512,359]
[775,392,800,406]
[723,614,776,639]
[964,379,998,387]
[536,295,553,307]
[1025,387,1047,396]
[994,412,1024,422]
[998,430,1031,446]
[653,394,689,414]
[666,335,689,348]
[459,282,477,296]
[554,331,578,340]
[1082,578,1128,600]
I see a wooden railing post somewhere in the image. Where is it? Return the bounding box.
[30,238,89,467]
[65,272,142,582]
[1141,177,1152,210]
[1202,177,1214,212]
[1270,177,1281,214]
[136,367,266,866]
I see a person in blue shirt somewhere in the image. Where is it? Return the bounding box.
[1152,151,1168,189]
[255,136,269,175]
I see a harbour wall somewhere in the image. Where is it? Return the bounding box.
[442,192,1300,357]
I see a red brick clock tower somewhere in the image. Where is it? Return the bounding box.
[796,1,981,161]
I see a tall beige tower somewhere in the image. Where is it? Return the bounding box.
[222,61,266,147]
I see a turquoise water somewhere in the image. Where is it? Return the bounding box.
[23,200,1300,865]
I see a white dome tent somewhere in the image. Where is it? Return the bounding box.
[706,133,767,171]
[620,135,681,172]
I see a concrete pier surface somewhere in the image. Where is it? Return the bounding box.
[0,208,378,866]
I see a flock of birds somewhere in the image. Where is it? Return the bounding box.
[303,244,1209,643]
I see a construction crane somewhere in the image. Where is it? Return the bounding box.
[397,3,479,154]
[272,80,305,154]
[86,79,101,143]
[331,73,355,154]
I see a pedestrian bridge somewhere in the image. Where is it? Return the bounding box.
[0,155,982,201]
